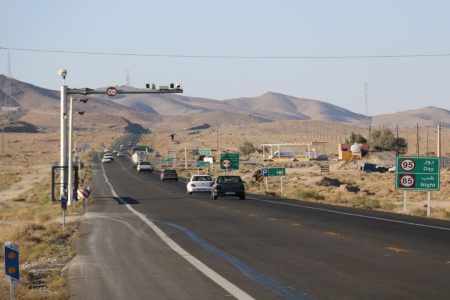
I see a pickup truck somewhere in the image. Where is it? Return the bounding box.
[137,161,154,172]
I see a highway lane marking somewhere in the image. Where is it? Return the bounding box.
[267,218,279,221]
[291,223,303,227]
[247,197,450,232]
[100,162,255,300]
[324,231,340,237]
[385,247,410,253]
[248,213,258,217]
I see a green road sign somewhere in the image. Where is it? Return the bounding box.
[395,156,440,191]
[220,153,240,170]
[262,167,286,177]
[134,145,153,153]
[199,149,212,156]
[196,161,210,168]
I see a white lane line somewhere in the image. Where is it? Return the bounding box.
[247,197,450,232]
[101,162,254,300]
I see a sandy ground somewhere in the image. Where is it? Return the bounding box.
[0,164,48,203]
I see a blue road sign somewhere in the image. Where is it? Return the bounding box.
[262,169,269,177]
[5,242,19,282]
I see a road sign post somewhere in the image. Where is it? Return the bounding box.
[5,242,19,300]
[262,167,286,194]
[395,156,440,216]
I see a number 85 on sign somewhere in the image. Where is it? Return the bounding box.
[399,174,415,188]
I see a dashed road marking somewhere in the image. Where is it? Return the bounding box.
[325,231,340,237]
[385,247,410,253]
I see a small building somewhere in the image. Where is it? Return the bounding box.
[338,143,370,160]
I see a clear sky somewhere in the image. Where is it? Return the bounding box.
[1,0,449,116]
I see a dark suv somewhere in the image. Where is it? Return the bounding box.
[211,175,246,200]
[160,169,178,181]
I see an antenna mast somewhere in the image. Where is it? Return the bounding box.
[125,70,130,86]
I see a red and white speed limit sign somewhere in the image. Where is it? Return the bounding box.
[399,174,415,188]
[106,86,118,97]
[400,159,415,172]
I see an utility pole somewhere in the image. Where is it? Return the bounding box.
[216,127,220,156]
[58,69,68,201]
[416,123,419,156]
[437,123,441,158]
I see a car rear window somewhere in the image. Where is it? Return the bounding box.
[193,176,212,181]
[218,176,242,183]
[164,170,177,174]
[140,162,150,165]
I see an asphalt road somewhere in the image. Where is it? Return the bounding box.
[67,143,450,299]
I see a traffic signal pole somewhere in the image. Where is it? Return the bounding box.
[59,69,183,206]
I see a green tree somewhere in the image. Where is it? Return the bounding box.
[370,129,406,151]
[347,132,367,144]
[239,141,256,157]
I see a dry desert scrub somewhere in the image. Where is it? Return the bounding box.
[0,131,109,299]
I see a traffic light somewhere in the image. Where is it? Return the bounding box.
[170,134,175,140]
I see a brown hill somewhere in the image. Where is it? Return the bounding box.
[371,107,450,129]
[1,75,449,132]
[225,92,369,123]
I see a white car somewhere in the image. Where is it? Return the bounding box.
[103,153,114,161]
[137,161,154,172]
[187,175,214,195]
[102,156,112,163]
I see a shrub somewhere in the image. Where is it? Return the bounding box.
[239,141,256,157]
[352,197,381,209]
[298,190,325,201]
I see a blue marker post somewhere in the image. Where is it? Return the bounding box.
[5,242,19,299]
[61,195,67,229]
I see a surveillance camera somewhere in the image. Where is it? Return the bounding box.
[79,98,88,103]
[77,111,85,115]
[58,68,67,79]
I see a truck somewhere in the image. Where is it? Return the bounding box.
[132,151,148,168]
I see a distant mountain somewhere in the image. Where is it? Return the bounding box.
[225,92,369,123]
[110,90,369,123]
[371,106,450,128]
[1,75,449,132]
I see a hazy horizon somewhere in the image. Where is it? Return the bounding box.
[1,0,449,116]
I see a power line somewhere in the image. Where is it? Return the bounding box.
[1,46,450,60]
